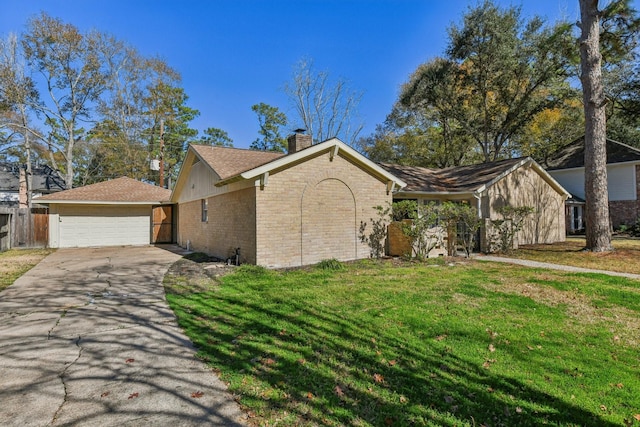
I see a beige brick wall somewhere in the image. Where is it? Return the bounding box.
[177,187,257,264]
[255,150,391,268]
[483,165,566,250]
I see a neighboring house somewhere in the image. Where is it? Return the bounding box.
[0,163,65,207]
[34,177,173,248]
[545,137,640,232]
[380,157,570,252]
[171,133,406,268]
[0,163,64,250]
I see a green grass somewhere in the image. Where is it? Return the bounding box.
[164,260,640,426]
[0,248,54,292]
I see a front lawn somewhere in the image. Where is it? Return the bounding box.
[0,248,54,292]
[504,237,640,275]
[164,258,640,426]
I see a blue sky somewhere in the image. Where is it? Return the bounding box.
[0,0,625,149]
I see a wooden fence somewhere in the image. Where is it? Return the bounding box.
[0,207,48,251]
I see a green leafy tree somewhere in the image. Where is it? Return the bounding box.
[250,102,287,152]
[199,127,233,147]
[399,1,573,163]
[79,49,184,185]
[154,87,199,187]
[396,59,478,167]
[515,96,585,166]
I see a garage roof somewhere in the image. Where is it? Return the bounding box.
[34,177,171,205]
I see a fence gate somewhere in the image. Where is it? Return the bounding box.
[0,214,9,251]
[152,205,173,244]
[0,207,49,250]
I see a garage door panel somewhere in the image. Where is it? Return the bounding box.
[58,205,151,248]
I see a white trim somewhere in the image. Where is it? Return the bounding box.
[260,171,269,189]
[386,180,395,195]
[228,138,406,189]
[330,144,339,161]
[549,159,640,173]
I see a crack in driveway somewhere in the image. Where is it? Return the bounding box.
[50,335,83,426]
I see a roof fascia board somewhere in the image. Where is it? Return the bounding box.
[171,146,223,201]
[548,159,640,172]
[528,161,572,198]
[480,158,531,193]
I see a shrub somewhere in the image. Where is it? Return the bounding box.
[359,204,392,258]
[454,203,483,258]
[315,258,345,270]
[490,205,534,253]
[400,202,443,260]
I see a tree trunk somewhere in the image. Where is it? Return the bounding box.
[579,0,612,252]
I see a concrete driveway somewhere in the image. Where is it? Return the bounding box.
[0,246,246,426]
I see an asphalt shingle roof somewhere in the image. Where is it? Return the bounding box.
[0,163,65,193]
[545,137,640,170]
[35,177,171,202]
[379,158,526,193]
[190,144,285,180]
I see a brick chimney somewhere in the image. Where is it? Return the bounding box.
[287,129,312,154]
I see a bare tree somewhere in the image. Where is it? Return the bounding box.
[22,13,110,188]
[0,33,46,206]
[284,58,363,146]
[578,0,612,252]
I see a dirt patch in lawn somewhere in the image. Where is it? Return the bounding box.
[164,254,236,295]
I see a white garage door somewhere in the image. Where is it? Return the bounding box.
[58,205,151,248]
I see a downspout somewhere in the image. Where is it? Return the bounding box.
[473,192,482,218]
[474,192,484,253]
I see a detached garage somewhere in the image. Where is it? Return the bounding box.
[35,177,173,248]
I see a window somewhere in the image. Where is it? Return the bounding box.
[201,199,208,222]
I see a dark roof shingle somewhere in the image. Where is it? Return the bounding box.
[380,158,525,193]
[545,137,640,170]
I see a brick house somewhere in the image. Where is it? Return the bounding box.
[545,137,640,232]
[171,133,406,268]
[380,157,570,253]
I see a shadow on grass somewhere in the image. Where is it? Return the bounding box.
[167,267,616,426]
